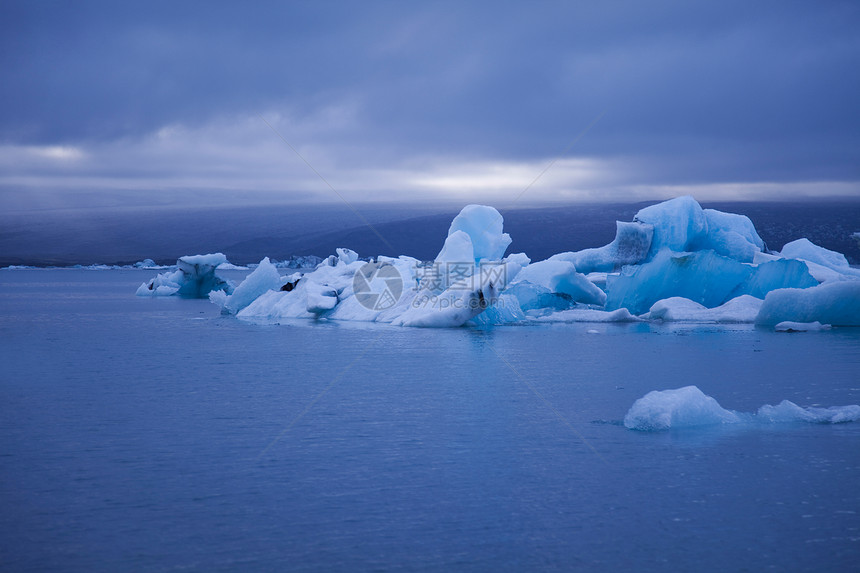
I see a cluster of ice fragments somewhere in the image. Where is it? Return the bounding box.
[624,386,860,431]
[138,196,860,328]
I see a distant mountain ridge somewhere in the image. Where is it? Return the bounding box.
[2,200,859,266]
[223,201,860,265]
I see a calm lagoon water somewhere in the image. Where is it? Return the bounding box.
[1,269,859,572]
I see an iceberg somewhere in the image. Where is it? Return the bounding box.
[137,253,234,298]
[625,385,860,431]
[181,197,858,328]
[624,386,742,431]
[755,281,860,326]
[133,259,163,269]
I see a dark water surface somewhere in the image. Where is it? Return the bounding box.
[1,270,859,572]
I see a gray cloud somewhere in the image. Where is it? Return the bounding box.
[1,0,858,209]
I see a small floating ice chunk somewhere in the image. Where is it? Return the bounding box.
[625,386,860,431]
[624,386,742,431]
[774,321,831,332]
[757,401,860,424]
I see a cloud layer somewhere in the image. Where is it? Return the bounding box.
[2,1,858,208]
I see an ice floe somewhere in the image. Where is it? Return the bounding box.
[624,386,860,431]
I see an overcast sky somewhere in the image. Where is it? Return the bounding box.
[2,0,859,211]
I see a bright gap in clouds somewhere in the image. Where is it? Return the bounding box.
[2,112,860,212]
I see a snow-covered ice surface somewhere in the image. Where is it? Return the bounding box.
[643,295,763,323]
[2,269,860,572]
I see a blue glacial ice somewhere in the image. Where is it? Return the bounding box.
[507,260,606,307]
[183,196,860,328]
[624,386,860,431]
[548,220,653,274]
[447,204,512,262]
[605,249,754,315]
[698,208,765,262]
[604,250,816,316]
[755,281,860,326]
[633,195,709,255]
[137,253,234,298]
[632,195,765,262]
[780,238,850,270]
[778,238,860,280]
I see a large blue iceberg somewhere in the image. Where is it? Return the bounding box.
[141,196,859,327]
